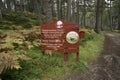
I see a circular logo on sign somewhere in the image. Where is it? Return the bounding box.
[66,31,79,44]
[56,21,63,28]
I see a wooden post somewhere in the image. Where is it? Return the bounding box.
[64,53,68,61]
[76,52,79,62]
[42,51,45,55]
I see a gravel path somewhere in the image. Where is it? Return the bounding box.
[66,33,120,80]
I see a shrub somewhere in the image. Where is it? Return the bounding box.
[22,22,33,29]
[2,12,38,29]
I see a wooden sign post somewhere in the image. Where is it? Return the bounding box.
[41,21,85,62]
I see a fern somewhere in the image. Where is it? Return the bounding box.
[0,52,21,74]
[0,30,32,74]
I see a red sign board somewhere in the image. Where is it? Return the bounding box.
[41,21,85,61]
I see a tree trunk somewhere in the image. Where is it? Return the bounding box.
[12,0,17,11]
[51,0,56,18]
[76,0,79,24]
[6,0,11,11]
[94,0,101,33]
[109,0,112,30]
[101,0,105,31]
[0,0,2,8]
[45,0,53,24]
[0,0,2,22]
[72,0,75,22]
[81,14,83,26]
[57,0,60,20]
[0,9,2,22]
[2,0,6,10]
[60,0,63,19]
[118,18,120,30]
[118,7,120,30]
[20,0,24,12]
[101,14,103,31]
[41,0,46,15]
[67,0,72,22]
[83,0,86,27]
[63,1,67,20]
[57,0,62,20]
[28,0,35,12]
[34,0,42,25]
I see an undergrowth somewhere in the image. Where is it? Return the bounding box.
[1,31,104,80]
[0,12,104,80]
[0,11,39,30]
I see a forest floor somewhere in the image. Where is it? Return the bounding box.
[66,32,120,80]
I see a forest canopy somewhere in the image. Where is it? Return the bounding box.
[0,0,120,32]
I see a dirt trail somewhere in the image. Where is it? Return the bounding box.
[66,33,120,80]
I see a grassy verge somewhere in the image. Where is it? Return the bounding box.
[1,28,104,80]
[80,33,104,62]
[1,12,104,80]
[11,32,104,80]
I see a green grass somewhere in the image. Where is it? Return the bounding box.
[80,33,104,62]
[9,33,104,80]
[1,30,104,80]
[0,11,104,79]
[0,12,104,80]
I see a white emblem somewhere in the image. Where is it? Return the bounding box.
[56,21,63,28]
